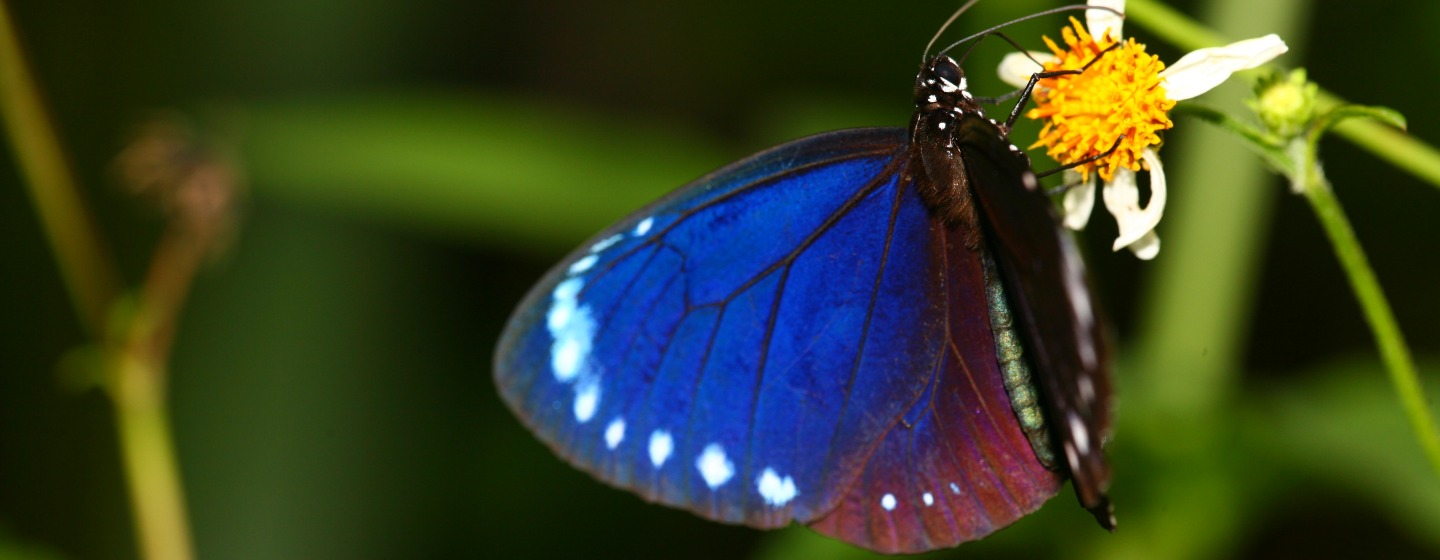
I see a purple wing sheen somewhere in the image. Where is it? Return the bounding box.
[807,222,1061,554]
[493,128,1060,552]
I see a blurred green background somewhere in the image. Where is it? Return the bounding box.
[2,0,1439,559]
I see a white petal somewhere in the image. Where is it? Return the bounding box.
[1103,148,1166,255]
[1100,167,1138,245]
[1159,34,1288,100]
[997,51,1056,89]
[1062,172,1097,230]
[1086,0,1126,40]
[1127,230,1161,260]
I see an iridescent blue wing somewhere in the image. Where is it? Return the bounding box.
[493,128,1060,553]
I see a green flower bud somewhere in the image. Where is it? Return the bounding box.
[1250,68,1317,138]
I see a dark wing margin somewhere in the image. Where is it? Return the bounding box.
[953,117,1116,527]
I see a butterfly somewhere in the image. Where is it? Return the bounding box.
[494,3,1118,554]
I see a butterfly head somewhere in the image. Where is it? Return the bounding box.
[914,56,975,108]
[926,56,966,92]
[908,55,997,237]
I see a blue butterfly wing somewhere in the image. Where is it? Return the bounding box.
[494,128,1059,552]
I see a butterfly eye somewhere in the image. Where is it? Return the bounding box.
[932,57,964,90]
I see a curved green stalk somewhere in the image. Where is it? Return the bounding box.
[0,0,120,335]
[1133,0,1440,479]
[1299,153,1440,478]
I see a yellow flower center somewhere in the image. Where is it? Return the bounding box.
[1027,18,1175,182]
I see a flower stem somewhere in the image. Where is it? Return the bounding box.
[1127,0,1440,192]
[1301,182,1440,477]
[114,356,196,560]
[1,3,197,558]
[1123,0,1229,49]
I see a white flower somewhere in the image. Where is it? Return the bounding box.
[996,0,1286,259]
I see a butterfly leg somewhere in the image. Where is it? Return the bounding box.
[1002,41,1124,132]
[1035,135,1125,180]
[958,31,1047,106]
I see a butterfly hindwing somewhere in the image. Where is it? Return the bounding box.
[955,114,1114,522]
[807,215,1061,553]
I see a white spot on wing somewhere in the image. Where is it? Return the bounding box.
[634,217,654,236]
[1059,236,1099,370]
[756,468,799,507]
[547,278,595,383]
[552,277,583,300]
[949,482,960,494]
[546,302,572,332]
[573,380,599,423]
[552,337,584,381]
[604,417,625,449]
[648,430,673,468]
[695,444,735,489]
[923,492,934,506]
[881,493,897,511]
[1069,412,1090,455]
[1079,375,1096,405]
[568,254,599,274]
[590,234,623,253]
[546,278,582,331]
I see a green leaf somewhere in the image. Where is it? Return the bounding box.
[1311,105,1408,141]
[1251,361,1440,550]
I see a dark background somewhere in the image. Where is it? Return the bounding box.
[2,1,1438,559]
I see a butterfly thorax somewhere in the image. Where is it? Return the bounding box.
[908,55,1004,248]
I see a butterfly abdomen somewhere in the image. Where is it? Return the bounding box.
[982,252,1057,468]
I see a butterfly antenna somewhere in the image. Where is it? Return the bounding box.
[955,30,1032,67]
[934,4,1122,61]
[923,0,981,63]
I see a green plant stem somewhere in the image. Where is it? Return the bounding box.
[114,356,194,560]
[105,216,215,560]
[1,3,197,559]
[1302,183,1440,477]
[1127,0,1440,192]
[1133,0,1440,482]
[1123,0,1228,48]
[0,0,120,335]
